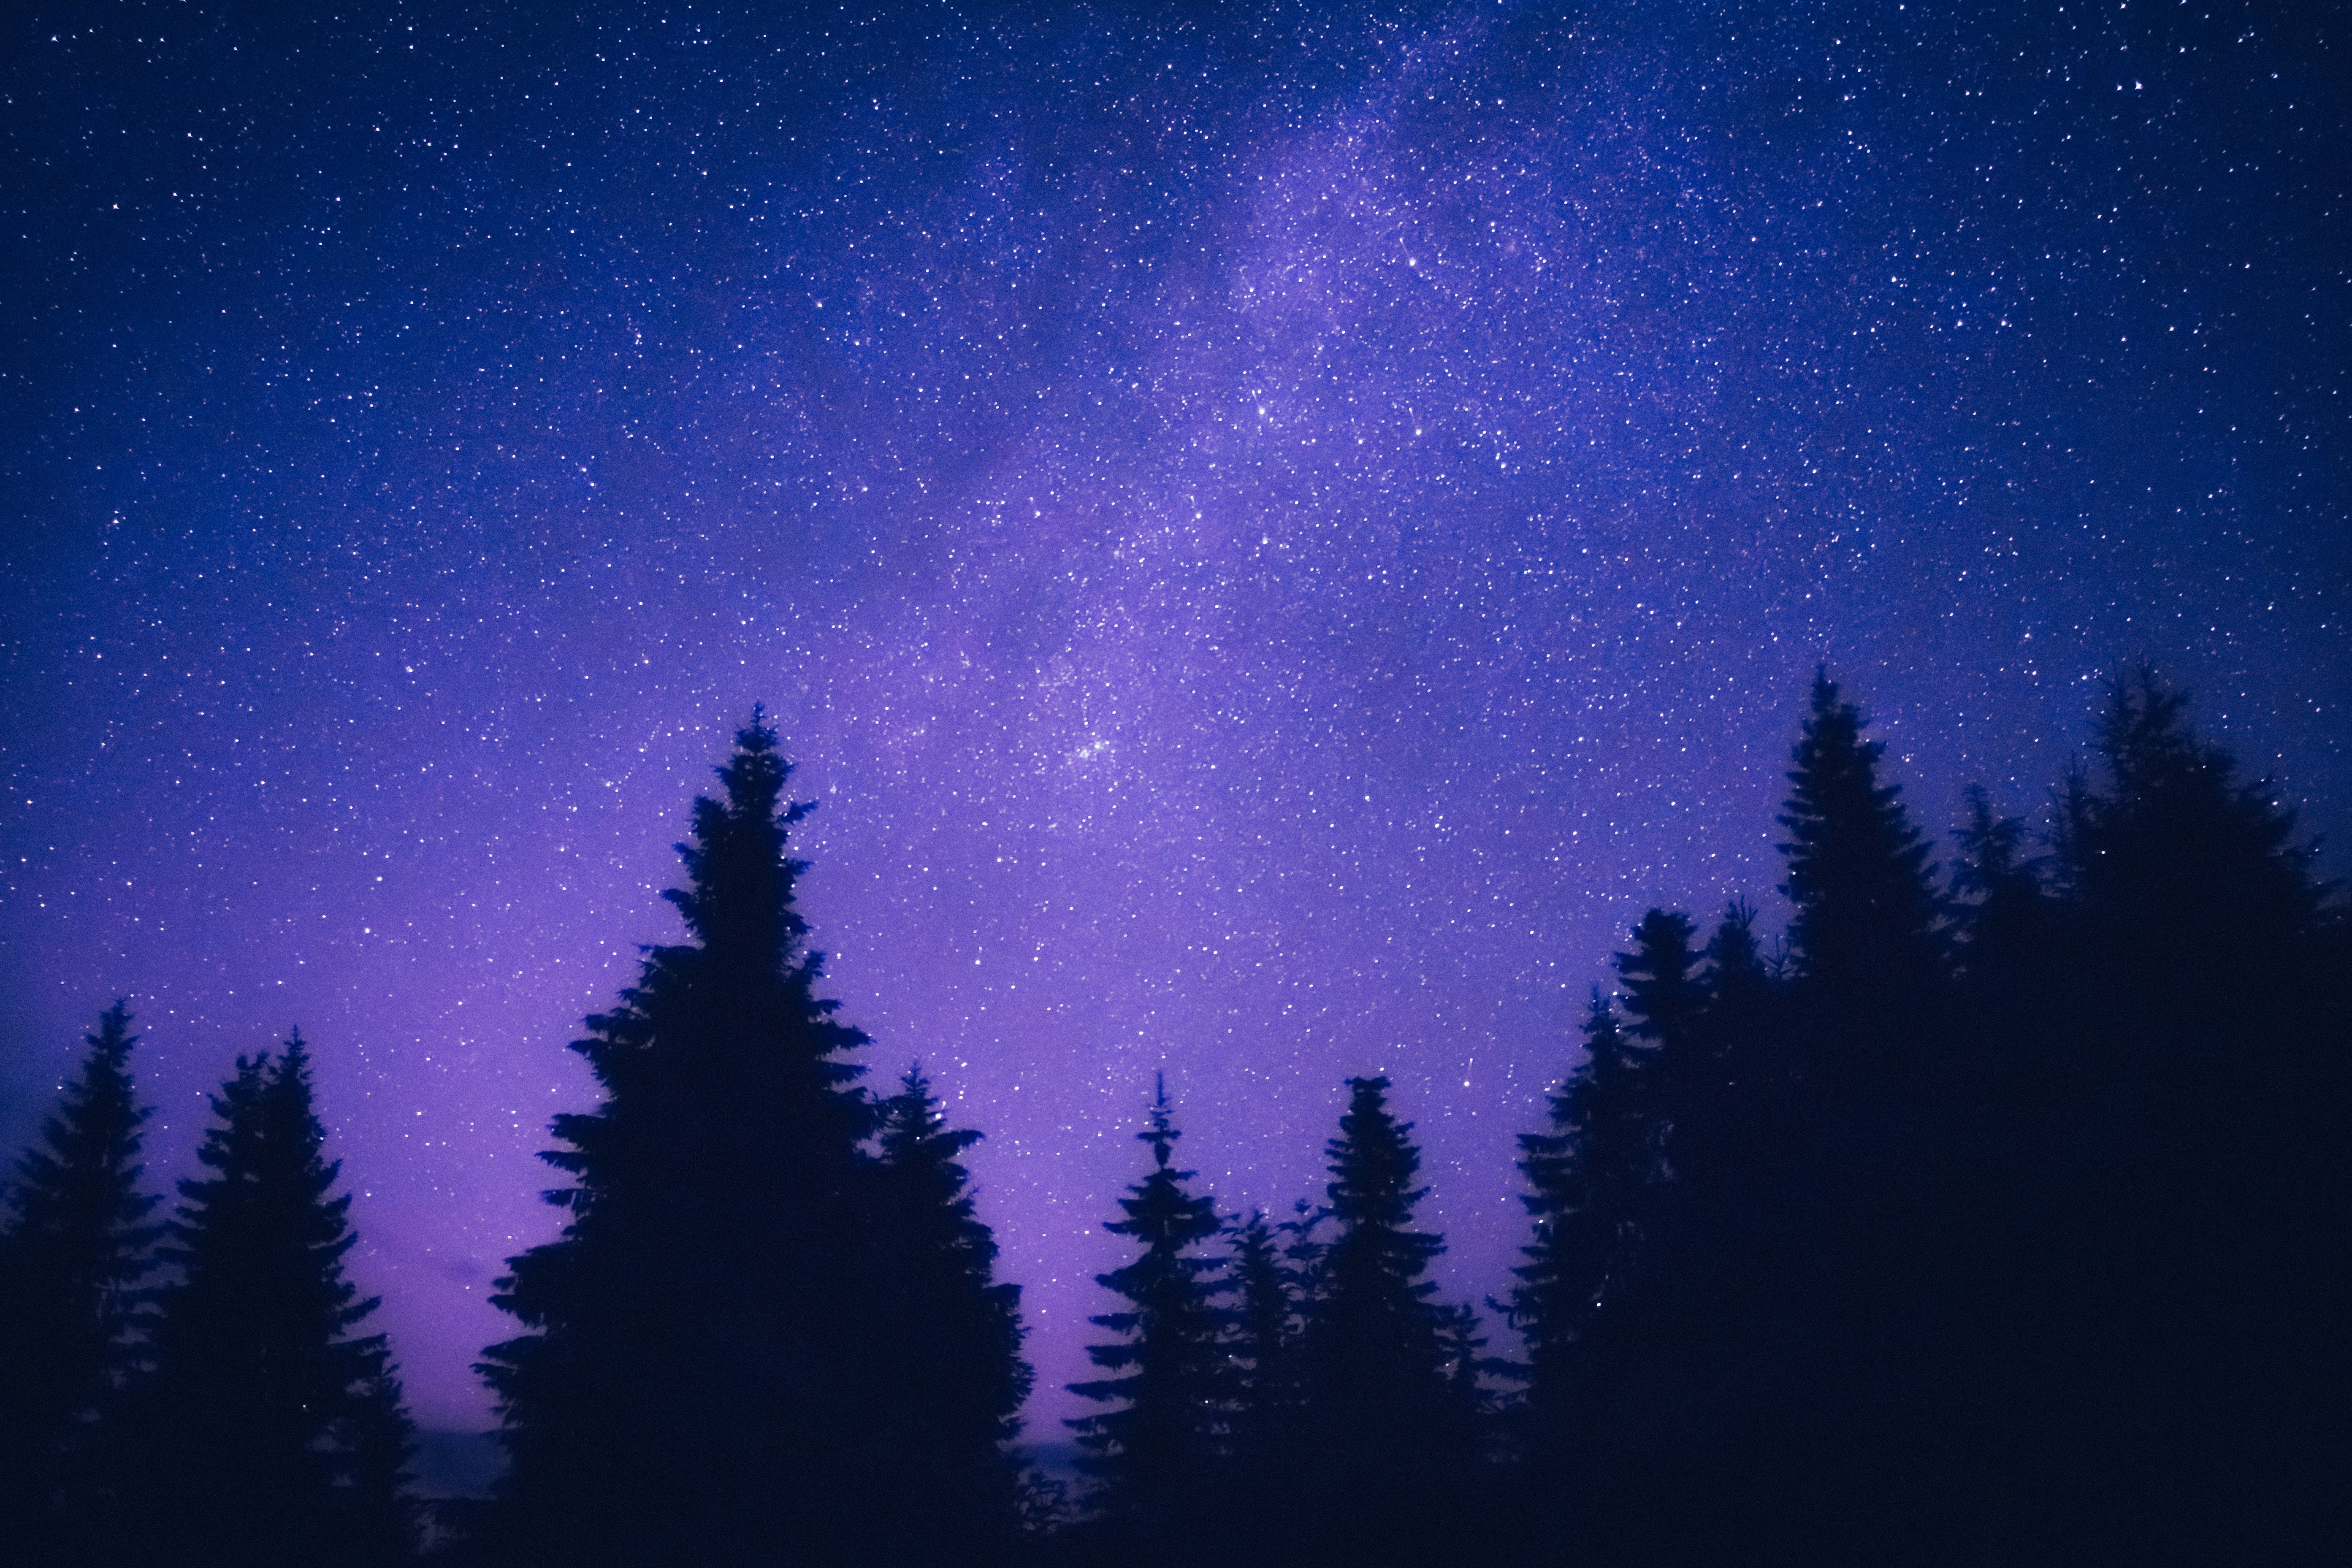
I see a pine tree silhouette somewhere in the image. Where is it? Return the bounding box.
[1301,1075,1467,1546]
[2019,665,2338,1563]
[2068,661,2322,978]
[1777,669,1944,1008]
[1222,1208,1300,1467]
[1614,907,1701,1217]
[1068,1077,1227,1541]
[1951,785,2053,990]
[1616,910,1701,1056]
[144,1036,415,1567]
[1488,667,2344,1565]
[0,1002,160,1556]
[866,1065,1032,1564]
[480,713,875,1567]
[1510,991,1653,1471]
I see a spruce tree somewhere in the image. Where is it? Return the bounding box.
[1951,785,2049,989]
[1614,908,1702,1199]
[2027,666,2336,1562]
[1068,1078,1227,1536]
[1218,1202,1328,1556]
[0,1002,160,1552]
[1510,992,1652,1463]
[144,1036,415,1567]
[1770,674,1969,1552]
[1776,669,1944,1009]
[1222,1208,1300,1467]
[866,1065,1031,1563]
[1616,910,1701,1057]
[480,713,875,1567]
[2068,662,2321,983]
[1301,1075,1466,1541]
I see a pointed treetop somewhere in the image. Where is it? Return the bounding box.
[12,1000,152,1216]
[1328,1075,1435,1239]
[1617,909,1699,1045]
[1139,1071,1181,1168]
[2099,660,2200,796]
[1776,667,1941,988]
[664,708,822,971]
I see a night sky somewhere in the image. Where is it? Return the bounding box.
[3,0,2345,1445]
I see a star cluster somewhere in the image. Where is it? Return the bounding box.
[3,0,2344,1440]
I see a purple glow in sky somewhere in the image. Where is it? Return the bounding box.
[3,2,2345,1443]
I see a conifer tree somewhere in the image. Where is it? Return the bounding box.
[1777,669,1944,1008]
[1222,1208,1300,1464]
[480,714,875,1567]
[1301,1075,1466,1538]
[1615,908,1702,1192]
[1510,993,1652,1459]
[1616,910,1701,1056]
[1703,899,1768,1022]
[865,1065,1031,1562]
[1068,1080,1227,1533]
[2068,662,2321,975]
[1951,788,2043,975]
[0,1002,160,1551]
[2026,666,2336,1561]
[144,1036,415,1567]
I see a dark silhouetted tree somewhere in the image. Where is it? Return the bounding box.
[2066,661,2322,977]
[1510,991,1652,1468]
[2017,664,2338,1563]
[1301,1075,1469,1546]
[1069,1078,1227,1539]
[144,1036,415,1567]
[866,1065,1031,1563]
[0,1002,160,1554]
[1217,1202,1326,1557]
[480,714,875,1567]
[1222,1208,1298,1465]
[1614,907,1702,1222]
[1951,785,2056,996]
[1777,669,1944,1007]
[1616,910,1701,1058]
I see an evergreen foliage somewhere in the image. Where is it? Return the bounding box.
[1777,669,1944,1003]
[1509,991,1652,1463]
[1215,1202,1327,1559]
[1068,1078,1227,1532]
[2015,665,2338,1563]
[1221,1208,1301,1467]
[1300,1076,1470,1544]
[3,665,2338,1568]
[0,1002,160,1553]
[866,1064,1032,1562]
[479,713,876,1566]
[1494,666,2342,1565]
[1615,910,1700,1055]
[144,1036,415,1567]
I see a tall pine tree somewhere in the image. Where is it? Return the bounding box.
[1511,991,1653,1470]
[1222,1208,1301,1471]
[480,714,876,1566]
[0,1002,160,1555]
[1777,669,1944,1011]
[1301,1076,1467,1546]
[1068,1078,1227,1539]
[144,1036,415,1567]
[2026,666,2338,1563]
[866,1066,1032,1564]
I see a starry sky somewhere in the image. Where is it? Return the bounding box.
[3,0,2345,1444]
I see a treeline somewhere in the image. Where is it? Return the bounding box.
[1,670,2339,1566]
[0,1018,415,1566]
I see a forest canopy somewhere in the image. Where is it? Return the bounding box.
[1,666,2339,1568]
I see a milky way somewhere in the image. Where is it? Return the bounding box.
[3,1,2345,1441]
